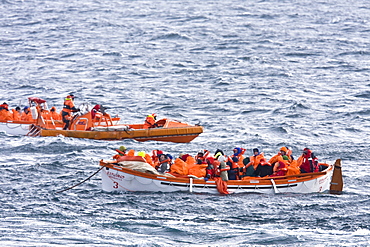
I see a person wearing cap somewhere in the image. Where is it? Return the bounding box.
[61,94,79,130]
[113,146,127,160]
[143,113,158,129]
[21,106,33,121]
[268,146,294,167]
[242,148,265,177]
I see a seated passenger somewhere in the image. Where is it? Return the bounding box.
[243,148,265,177]
[50,107,62,120]
[41,108,51,120]
[156,153,172,173]
[0,102,12,120]
[297,148,319,173]
[113,146,127,160]
[12,106,21,121]
[195,149,209,164]
[214,149,227,162]
[269,146,293,167]
[143,113,158,129]
[226,147,245,180]
[21,106,33,121]
[253,158,273,177]
[231,147,246,167]
[204,157,216,181]
[270,161,288,177]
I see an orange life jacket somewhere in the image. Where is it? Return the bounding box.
[50,107,62,120]
[62,98,77,115]
[21,111,33,121]
[12,109,21,121]
[143,115,156,129]
[248,153,265,170]
[0,109,12,121]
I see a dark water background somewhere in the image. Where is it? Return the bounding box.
[1,0,370,246]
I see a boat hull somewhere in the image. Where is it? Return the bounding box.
[100,160,335,194]
[0,121,33,135]
[40,126,203,143]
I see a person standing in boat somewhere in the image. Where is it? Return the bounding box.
[143,113,158,129]
[61,94,79,130]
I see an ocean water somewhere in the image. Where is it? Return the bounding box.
[1,0,370,246]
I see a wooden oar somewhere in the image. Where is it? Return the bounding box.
[330,159,343,195]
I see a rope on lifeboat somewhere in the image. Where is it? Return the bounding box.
[55,163,108,194]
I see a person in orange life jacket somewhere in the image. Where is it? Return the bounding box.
[113,146,127,160]
[298,148,319,173]
[21,106,33,121]
[151,149,164,166]
[157,153,172,173]
[226,147,245,180]
[0,102,11,120]
[270,161,288,177]
[0,102,8,111]
[0,102,13,120]
[195,150,209,164]
[243,148,266,175]
[232,147,246,166]
[268,146,293,166]
[12,106,21,121]
[61,94,80,130]
[143,113,158,129]
[41,108,51,120]
[50,107,62,120]
[253,158,273,177]
[226,156,239,180]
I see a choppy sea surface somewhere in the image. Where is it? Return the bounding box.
[1,0,370,246]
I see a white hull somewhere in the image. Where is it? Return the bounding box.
[100,161,335,195]
[0,121,31,136]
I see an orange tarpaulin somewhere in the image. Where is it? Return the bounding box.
[214,177,229,194]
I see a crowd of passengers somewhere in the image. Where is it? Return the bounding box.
[113,146,328,180]
[0,102,62,122]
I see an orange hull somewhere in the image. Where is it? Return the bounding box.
[39,124,203,143]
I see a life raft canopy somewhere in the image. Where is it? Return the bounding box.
[28,97,47,104]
